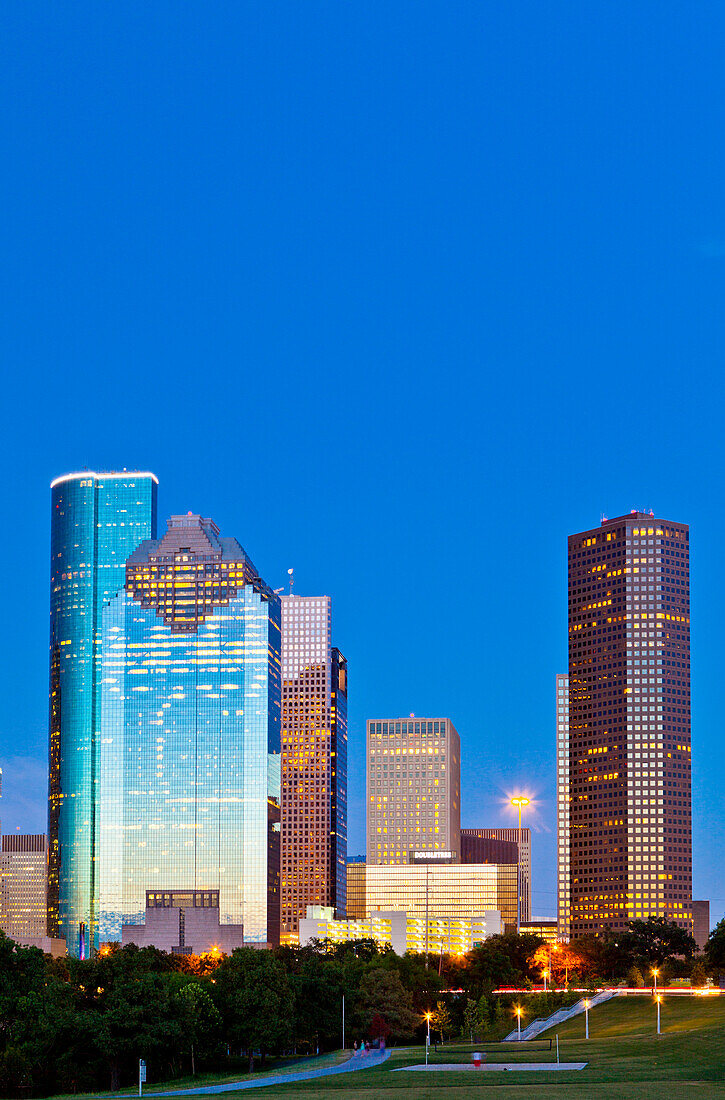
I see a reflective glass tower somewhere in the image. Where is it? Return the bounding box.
[98,514,281,946]
[49,471,158,955]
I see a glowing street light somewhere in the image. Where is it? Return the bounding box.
[510,796,530,932]
[514,1004,524,1042]
[584,998,590,1040]
[425,1012,432,1064]
[652,967,659,994]
[655,994,661,1035]
[543,969,549,992]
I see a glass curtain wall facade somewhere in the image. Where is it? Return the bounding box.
[460,828,530,922]
[367,718,461,864]
[365,862,517,929]
[556,674,570,939]
[48,471,158,955]
[98,514,281,946]
[280,595,347,942]
[568,514,692,936]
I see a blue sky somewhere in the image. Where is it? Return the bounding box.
[1,2,724,923]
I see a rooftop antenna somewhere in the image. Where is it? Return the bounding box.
[288,567,294,595]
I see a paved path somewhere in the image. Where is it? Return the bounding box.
[396,1061,587,1072]
[145,1050,390,1095]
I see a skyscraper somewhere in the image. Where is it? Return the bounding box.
[49,471,158,955]
[460,828,531,923]
[280,594,347,942]
[97,514,281,946]
[556,674,570,939]
[568,513,692,937]
[367,717,461,864]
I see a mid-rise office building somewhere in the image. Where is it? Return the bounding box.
[461,828,531,923]
[97,514,281,947]
[556,674,570,939]
[49,471,158,955]
[568,513,692,936]
[346,858,366,919]
[365,859,518,929]
[280,595,347,942]
[121,890,244,955]
[299,905,503,956]
[367,717,460,864]
[0,834,49,941]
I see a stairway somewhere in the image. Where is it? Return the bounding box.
[503,989,619,1041]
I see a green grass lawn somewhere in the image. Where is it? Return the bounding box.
[237,995,725,1099]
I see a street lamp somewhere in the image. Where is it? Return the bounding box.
[425,1012,432,1065]
[584,998,590,1040]
[543,969,549,992]
[651,967,659,994]
[510,797,530,932]
[655,994,661,1035]
[514,1005,523,1042]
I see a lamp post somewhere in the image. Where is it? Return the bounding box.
[655,994,661,1035]
[510,797,530,932]
[425,1012,431,1065]
[515,1005,523,1041]
[543,969,549,992]
[584,999,590,1040]
[652,968,658,994]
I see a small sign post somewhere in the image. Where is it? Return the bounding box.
[139,1059,146,1097]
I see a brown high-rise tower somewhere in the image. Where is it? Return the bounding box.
[567,513,692,937]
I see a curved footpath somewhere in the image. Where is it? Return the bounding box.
[144,1049,390,1095]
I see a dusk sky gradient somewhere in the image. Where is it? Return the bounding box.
[1,2,724,922]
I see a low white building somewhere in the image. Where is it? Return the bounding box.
[298,906,503,955]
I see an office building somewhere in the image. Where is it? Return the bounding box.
[568,513,692,936]
[280,595,347,942]
[1,834,49,940]
[556,674,570,939]
[365,859,518,929]
[121,890,244,955]
[367,717,460,864]
[299,905,503,956]
[97,513,281,947]
[521,920,559,945]
[49,471,158,955]
[346,858,366,919]
[692,901,710,953]
[461,828,531,923]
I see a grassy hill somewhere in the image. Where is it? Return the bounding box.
[253,995,725,1099]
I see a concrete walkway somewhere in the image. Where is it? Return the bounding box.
[144,1050,390,1095]
[396,1062,588,1072]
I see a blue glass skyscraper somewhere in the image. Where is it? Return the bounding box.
[98,514,281,946]
[49,471,158,955]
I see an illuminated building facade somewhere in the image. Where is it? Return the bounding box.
[49,471,158,955]
[365,861,518,929]
[556,674,570,939]
[346,859,366,919]
[98,514,281,947]
[520,920,559,945]
[0,834,49,940]
[280,595,347,942]
[568,514,692,936]
[298,905,503,956]
[367,717,460,864]
[460,828,530,923]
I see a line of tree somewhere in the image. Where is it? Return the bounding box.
[0,915,712,1097]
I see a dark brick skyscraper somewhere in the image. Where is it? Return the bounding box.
[567,513,692,937]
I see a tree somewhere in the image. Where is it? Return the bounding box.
[627,966,645,988]
[353,967,418,1042]
[690,962,708,988]
[704,919,725,970]
[213,949,293,1072]
[619,917,697,968]
[462,998,479,1041]
[174,983,221,1075]
[429,1000,452,1044]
